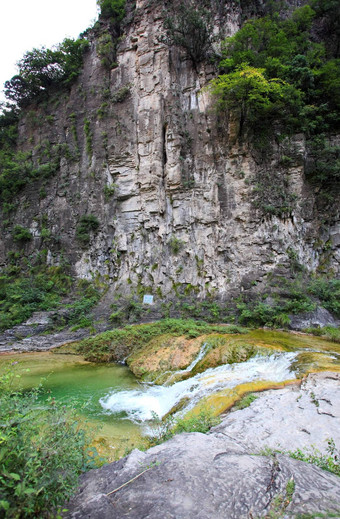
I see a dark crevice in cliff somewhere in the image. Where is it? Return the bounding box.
[0,0,339,311]
[162,123,168,170]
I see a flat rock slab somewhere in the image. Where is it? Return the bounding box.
[0,310,110,353]
[213,372,340,454]
[0,327,90,353]
[65,434,340,518]
[65,372,340,519]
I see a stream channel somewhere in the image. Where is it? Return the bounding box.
[1,330,340,459]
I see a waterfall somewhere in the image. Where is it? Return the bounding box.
[159,342,210,384]
[183,342,210,372]
[100,351,298,422]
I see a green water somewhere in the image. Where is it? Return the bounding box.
[1,330,339,459]
[0,352,147,459]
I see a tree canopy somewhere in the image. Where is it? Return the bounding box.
[210,64,297,127]
[163,1,215,67]
[97,0,126,21]
[4,38,89,108]
[210,2,340,136]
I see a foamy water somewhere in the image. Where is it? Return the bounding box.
[100,351,298,422]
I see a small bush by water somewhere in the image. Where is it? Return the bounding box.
[148,408,221,446]
[304,326,340,344]
[0,368,101,518]
[233,393,258,410]
[74,319,247,362]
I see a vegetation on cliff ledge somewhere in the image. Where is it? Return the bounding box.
[0,255,101,332]
[209,0,340,195]
[4,38,89,109]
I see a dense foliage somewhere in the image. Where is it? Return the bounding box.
[0,259,100,331]
[210,64,297,134]
[97,0,126,22]
[0,369,100,518]
[163,1,215,66]
[210,0,340,201]
[211,3,340,131]
[4,38,89,108]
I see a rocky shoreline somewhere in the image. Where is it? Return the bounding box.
[1,317,340,517]
[64,372,340,518]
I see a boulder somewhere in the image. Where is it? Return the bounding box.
[289,306,339,330]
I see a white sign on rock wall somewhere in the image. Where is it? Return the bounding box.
[143,294,154,305]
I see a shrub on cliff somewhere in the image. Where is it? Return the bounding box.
[76,214,100,245]
[97,0,126,22]
[209,1,340,197]
[209,64,298,134]
[4,38,89,108]
[0,262,100,332]
[12,225,32,242]
[163,0,216,67]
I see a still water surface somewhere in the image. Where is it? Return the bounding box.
[0,353,146,458]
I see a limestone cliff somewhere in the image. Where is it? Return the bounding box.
[0,0,339,312]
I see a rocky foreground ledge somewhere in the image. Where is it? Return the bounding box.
[65,372,340,518]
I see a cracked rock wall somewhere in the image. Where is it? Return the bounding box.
[1,0,339,303]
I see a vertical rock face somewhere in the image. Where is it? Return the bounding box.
[0,0,339,304]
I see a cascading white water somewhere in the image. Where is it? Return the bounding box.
[100,351,298,422]
[182,342,210,372]
[155,341,210,385]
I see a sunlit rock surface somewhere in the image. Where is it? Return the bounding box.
[1,0,339,310]
[65,372,340,518]
[212,372,340,454]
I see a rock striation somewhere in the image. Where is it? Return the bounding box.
[212,371,340,454]
[0,0,339,309]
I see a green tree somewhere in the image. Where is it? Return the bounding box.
[163,1,215,68]
[97,0,126,22]
[211,1,340,139]
[220,6,316,73]
[209,64,299,132]
[4,38,89,107]
[315,59,340,111]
